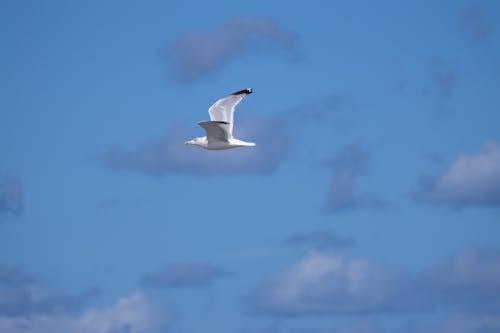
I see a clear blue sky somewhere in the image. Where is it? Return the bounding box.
[1,1,499,332]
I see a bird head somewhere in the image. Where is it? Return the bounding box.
[185,137,203,146]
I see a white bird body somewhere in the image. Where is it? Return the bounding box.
[188,137,255,150]
[185,88,255,150]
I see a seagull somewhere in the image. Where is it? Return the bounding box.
[185,88,256,150]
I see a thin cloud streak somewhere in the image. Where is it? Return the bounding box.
[285,230,355,250]
[141,262,231,289]
[410,314,500,333]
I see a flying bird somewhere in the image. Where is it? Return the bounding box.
[185,88,255,150]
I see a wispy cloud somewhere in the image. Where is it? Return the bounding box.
[285,230,355,250]
[105,117,287,176]
[240,319,384,333]
[410,314,500,333]
[428,56,458,110]
[167,18,297,81]
[459,4,491,42]
[140,262,230,289]
[281,94,352,125]
[423,248,500,313]
[0,177,23,221]
[416,139,500,207]
[0,265,36,287]
[323,145,368,212]
[0,265,99,317]
[331,320,385,333]
[322,145,383,213]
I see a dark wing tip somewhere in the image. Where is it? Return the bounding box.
[198,120,230,125]
[231,88,253,96]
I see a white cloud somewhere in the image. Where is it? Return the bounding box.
[252,247,500,317]
[0,292,171,333]
[253,251,422,315]
[418,140,500,207]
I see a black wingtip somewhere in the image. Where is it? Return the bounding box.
[198,120,230,125]
[231,88,253,96]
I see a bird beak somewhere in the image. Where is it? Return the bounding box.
[185,141,190,145]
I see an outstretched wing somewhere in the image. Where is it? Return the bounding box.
[208,88,252,136]
[198,121,231,143]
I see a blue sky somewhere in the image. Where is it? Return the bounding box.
[1,0,500,332]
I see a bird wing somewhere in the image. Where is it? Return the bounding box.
[208,88,252,136]
[198,121,231,142]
